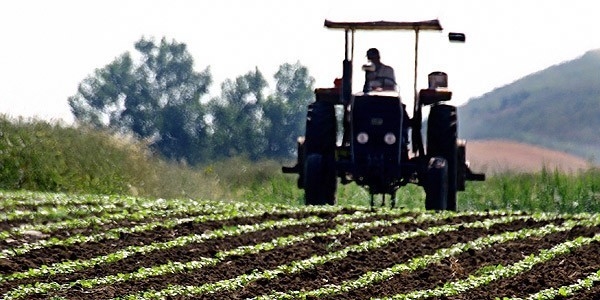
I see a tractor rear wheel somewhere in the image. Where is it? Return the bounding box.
[304,101,337,155]
[424,157,448,210]
[427,104,458,211]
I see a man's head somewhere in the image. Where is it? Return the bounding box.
[366,48,380,60]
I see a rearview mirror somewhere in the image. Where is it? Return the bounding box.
[449,32,465,42]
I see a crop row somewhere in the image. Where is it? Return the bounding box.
[2,191,600,299]
[380,233,600,299]
[1,195,518,257]
[0,200,263,241]
[254,215,600,299]
[1,209,514,299]
[107,214,558,300]
[1,202,355,258]
[0,192,268,225]
[107,215,599,300]
[0,209,492,281]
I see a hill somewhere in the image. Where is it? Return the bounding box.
[464,139,592,174]
[458,49,600,160]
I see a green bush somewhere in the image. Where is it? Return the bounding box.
[0,116,220,199]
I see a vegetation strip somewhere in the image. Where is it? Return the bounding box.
[0,195,264,234]
[0,194,221,224]
[505,269,600,300]
[379,232,600,299]
[0,202,146,224]
[0,198,270,241]
[109,215,523,300]
[1,209,483,296]
[0,203,357,259]
[0,191,370,214]
[0,192,237,211]
[254,214,599,299]
[0,191,136,209]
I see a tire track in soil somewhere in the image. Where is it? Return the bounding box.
[442,239,600,299]
[47,214,492,299]
[322,224,600,299]
[220,218,553,300]
[0,209,391,294]
[0,210,348,275]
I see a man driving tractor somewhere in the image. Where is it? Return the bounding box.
[362,48,397,92]
[362,48,410,153]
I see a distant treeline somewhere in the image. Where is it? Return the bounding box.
[68,37,315,165]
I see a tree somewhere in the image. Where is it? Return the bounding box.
[208,63,314,160]
[208,68,268,160]
[262,62,315,158]
[68,37,212,164]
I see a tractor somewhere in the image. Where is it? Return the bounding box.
[282,19,485,210]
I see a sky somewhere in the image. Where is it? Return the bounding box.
[1,0,599,124]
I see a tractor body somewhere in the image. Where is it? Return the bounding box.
[282,19,484,210]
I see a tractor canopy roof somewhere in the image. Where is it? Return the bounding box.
[324,19,443,31]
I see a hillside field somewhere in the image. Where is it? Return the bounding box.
[458,49,600,160]
[464,139,592,174]
[1,191,600,299]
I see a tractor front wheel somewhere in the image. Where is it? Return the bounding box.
[304,153,336,205]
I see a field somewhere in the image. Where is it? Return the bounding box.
[2,191,600,299]
[466,140,592,174]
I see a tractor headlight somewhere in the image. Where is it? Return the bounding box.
[384,133,397,145]
[357,132,369,144]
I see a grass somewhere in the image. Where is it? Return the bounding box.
[1,115,600,213]
[0,116,224,200]
[459,167,600,213]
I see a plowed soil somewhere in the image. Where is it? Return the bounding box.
[2,205,600,300]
